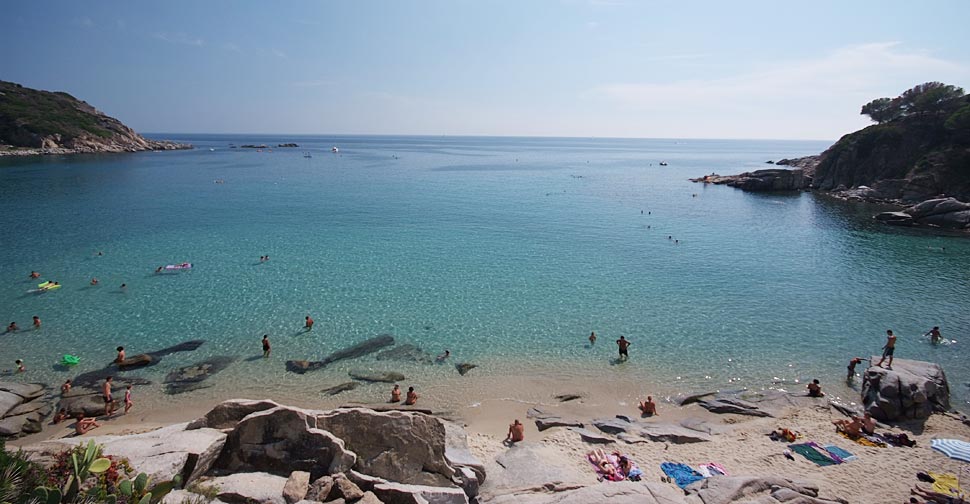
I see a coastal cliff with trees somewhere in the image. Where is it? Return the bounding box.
[0,80,189,156]
[694,82,970,230]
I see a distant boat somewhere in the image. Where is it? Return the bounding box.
[209,148,215,152]
[303,151,312,158]
[659,161,668,166]
[331,146,339,153]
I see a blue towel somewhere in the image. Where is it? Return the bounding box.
[823,445,856,461]
[661,462,705,489]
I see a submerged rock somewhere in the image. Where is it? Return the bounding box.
[164,356,236,394]
[322,382,359,396]
[375,343,434,364]
[286,334,395,374]
[348,370,405,383]
[455,363,477,376]
[117,354,153,370]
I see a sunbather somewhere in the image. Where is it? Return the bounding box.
[833,417,863,438]
[910,483,967,504]
[588,449,624,481]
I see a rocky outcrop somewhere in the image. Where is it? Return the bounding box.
[215,406,356,479]
[875,197,970,229]
[0,80,191,156]
[690,169,811,192]
[186,398,281,430]
[482,443,589,499]
[685,475,846,504]
[698,389,814,418]
[862,359,950,421]
[526,407,584,431]
[286,334,395,374]
[208,472,288,504]
[164,356,236,394]
[0,382,51,437]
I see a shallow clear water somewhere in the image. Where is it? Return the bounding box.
[1,135,968,410]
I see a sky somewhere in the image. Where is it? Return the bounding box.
[2,1,969,140]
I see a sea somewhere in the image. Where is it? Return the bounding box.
[1,135,968,414]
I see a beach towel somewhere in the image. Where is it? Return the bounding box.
[661,462,704,489]
[696,462,729,477]
[928,472,964,496]
[788,443,837,466]
[823,445,856,462]
[839,431,886,448]
[587,453,625,482]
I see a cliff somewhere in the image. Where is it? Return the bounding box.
[0,80,190,156]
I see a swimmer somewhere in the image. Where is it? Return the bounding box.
[6,322,17,333]
[90,278,99,285]
[435,350,451,362]
[638,396,658,416]
[405,386,419,405]
[120,283,127,291]
[589,331,597,345]
[61,379,72,395]
[262,335,271,357]
[15,359,25,373]
[115,346,125,363]
[156,266,163,274]
[97,251,104,256]
[305,315,314,331]
[32,316,41,328]
[30,271,40,279]
[927,326,942,344]
[390,384,402,403]
[505,419,525,444]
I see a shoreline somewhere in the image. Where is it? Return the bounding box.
[0,141,192,157]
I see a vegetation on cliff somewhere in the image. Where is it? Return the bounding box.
[0,80,188,154]
[814,82,970,201]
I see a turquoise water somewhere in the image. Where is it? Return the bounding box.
[1,135,968,409]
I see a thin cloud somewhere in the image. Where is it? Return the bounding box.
[222,42,242,53]
[272,49,288,59]
[73,16,94,28]
[154,32,204,47]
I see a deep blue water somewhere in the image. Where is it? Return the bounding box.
[1,135,968,409]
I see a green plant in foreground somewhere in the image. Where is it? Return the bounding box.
[117,472,181,504]
[62,441,111,501]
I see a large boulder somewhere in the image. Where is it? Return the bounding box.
[481,443,591,499]
[38,422,226,484]
[315,408,455,486]
[862,359,950,421]
[486,480,684,504]
[442,420,486,485]
[187,399,281,430]
[215,406,356,479]
[0,391,24,417]
[684,475,845,504]
[0,382,46,401]
[208,472,288,504]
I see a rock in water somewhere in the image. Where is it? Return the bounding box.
[164,356,236,394]
[322,382,360,395]
[117,354,153,370]
[286,334,395,374]
[862,358,950,421]
[349,370,406,383]
[375,344,434,364]
[455,363,477,376]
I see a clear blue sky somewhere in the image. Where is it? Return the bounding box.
[2,0,969,140]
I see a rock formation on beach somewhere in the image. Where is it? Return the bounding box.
[692,82,970,229]
[0,80,191,156]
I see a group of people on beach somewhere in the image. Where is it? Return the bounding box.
[52,375,135,435]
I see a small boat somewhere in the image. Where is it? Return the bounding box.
[331,146,339,153]
[659,161,668,166]
[303,151,312,158]
[209,148,215,152]
[164,263,193,270]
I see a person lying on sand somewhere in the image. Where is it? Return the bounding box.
[910,483,967,504]
[74,413,100,435]
[833,417,864,438]
[587,449,623,481]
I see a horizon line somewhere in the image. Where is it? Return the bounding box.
[143,132,838,143]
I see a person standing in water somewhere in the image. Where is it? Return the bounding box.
[32,316,41,329]
[305,316,314,331]
[115,346,126,363]
[928,326,942,344]
[61,379,72,395]
[846,357,865,380]
[262,335,271,357]
[876,329,897,368]
[589,331,597,345]
[15,360,26,373]
[616,335,631,361]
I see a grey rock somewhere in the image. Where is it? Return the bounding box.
[375,344,434,364]
[697,390,804,418]
[685,475,846,504]
[486,480,685,504]
[526,407,583,431]
[0,414,29,436]
[286,334,396,374]
[0,382,46,401]
[316,408,455,485]
[457,466,480,500]
[357,492,382,504]
[442,420,486,485]
[283,471,311,504]
[332,474,364,501]
[117,354,154,370]
[349,370,406,383]
[634,423,711,444]
[554,393,583,402]
[322,382,360,396]
[455,363,477,376]
[373,481,469,504]
[483,443,590,497]
[6,398,51,417]
[164,356,236,394]
[591,417,633,434]
[0,390,24,417]
[830,401,863,418]
[874,211,914,226]
[216,406,356,480]
[209,472,288,504]
[306,475,334,502]
[862,358,950,421]
[187,398,281,430]
[691,168,811,192]
[567,427,613,444]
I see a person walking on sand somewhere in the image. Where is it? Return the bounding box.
[616,335,630,360]
[262,335,271,357]
[506,419,525,444]
[876,329,896,368]
[589,331,597,345]
[124,384,133,414]
[103,377,115,416]
[846,357,865,380]
[638,396,658,416]
[115,346,125,363]
[61,379,72,395]
[305,315,314,331]
[390,384,402,403]
[405,386,419,405]
[32,316,41,328]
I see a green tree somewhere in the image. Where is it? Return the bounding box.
[860,97,897,123]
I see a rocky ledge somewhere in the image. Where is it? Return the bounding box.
[874,197,970,230]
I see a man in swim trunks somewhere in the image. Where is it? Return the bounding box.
[506,419,525,444]
[305,316,314,331]
[876,329,896,368]
[405,386,419,405]
[103,376,115,416]
[616,336,630,360]
[262,335,271,357]
[846,357,864,380]
[928,326,942,344]
[32,316,41,328]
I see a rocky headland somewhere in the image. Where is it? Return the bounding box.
[0,80,191,156]
[692,82,970,231]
